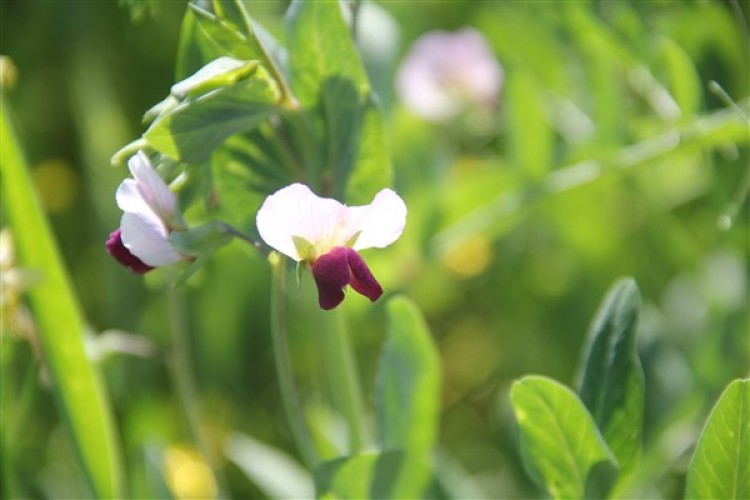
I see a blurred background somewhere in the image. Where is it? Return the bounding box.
[1,0,748,498]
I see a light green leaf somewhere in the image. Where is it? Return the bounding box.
[144,59,281,163]
[686,379,750,499]
[511,375,619,499]
[576,277,644,484]
[0,95,123,497]
[170,57,260,99]
[374,296,441,497]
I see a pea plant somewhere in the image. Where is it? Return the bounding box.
[1,0,747,498]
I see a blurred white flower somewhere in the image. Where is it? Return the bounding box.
[396,28,503,122]
[256,183,407,309]
[106,151,185,273]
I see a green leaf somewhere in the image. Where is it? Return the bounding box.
[144,58,281,163]
[190,4,267,63]
[340,95,393,206]
[313,451,403,499]
[170,57,260,99]
[0,94,123,497]
[686,379,750,499]
[285,0,368,106]
[511,375,619,499]
[285,0,391,203]
[373,296,441,497]
[576,277,644,483]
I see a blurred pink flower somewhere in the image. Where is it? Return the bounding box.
[256,183,407,310]
[396,28,502,122]
[106,151,185,273]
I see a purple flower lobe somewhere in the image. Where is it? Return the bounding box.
[311,247,383,310]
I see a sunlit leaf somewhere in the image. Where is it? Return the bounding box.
[511,375,619,499]
[686,379,750,499]
[374,296,441,497]
[144,59,281,162]
[285,0,391,203]
[191,3,269,65]
[285,0,368,107]
[576,277,644,485]
[0,95,123,497]
[340,95,392,205]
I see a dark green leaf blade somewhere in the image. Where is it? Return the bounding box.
[339,95,393,205]
[511,375,619,499]
[576,277,644,483]
[373,296,441,497]
[285,0,368,107]
[686,379,750,499]
[285,0,390,203]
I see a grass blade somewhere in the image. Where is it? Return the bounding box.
[0,94,123,497]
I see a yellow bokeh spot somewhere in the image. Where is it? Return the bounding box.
[442,234,492,278]
[33,160,80,213]
[163,445,217,500]
[0,55,18,90]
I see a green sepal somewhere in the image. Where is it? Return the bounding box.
[292,235,316,261]
[345,230,362,248]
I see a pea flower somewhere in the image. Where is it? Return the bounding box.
[256,183,407,310]
[105,151,186,274]
[396,28,502,122]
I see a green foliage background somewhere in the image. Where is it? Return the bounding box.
[1,0,748,498]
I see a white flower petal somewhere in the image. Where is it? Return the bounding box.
[347,189,407,251]
[116,179,152,216]
[120,212,182,267]
[128,151,176,220]
[256,183,348,261]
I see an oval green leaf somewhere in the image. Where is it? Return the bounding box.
[686,379,750,499]
[374,296,441,497]
[511,375,619,499]
[576,277,644,483]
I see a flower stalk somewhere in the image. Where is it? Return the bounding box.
[165,277,226,497]
[269,252,318,468]
[320,308,367,455]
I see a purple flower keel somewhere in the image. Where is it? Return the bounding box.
[105,229,154,274]
[312,247,383,310]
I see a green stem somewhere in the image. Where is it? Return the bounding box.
[269,253,318,468]
[165,278,226,496]
[320,308,366,455]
